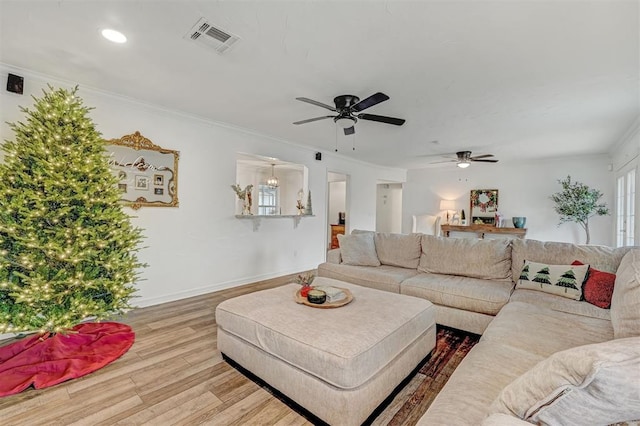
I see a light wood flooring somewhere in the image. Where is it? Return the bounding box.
[0,274,478,425]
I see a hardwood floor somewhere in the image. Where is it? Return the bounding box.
[0,274,478,425]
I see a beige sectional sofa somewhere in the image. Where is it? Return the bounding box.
[317,231,640,425]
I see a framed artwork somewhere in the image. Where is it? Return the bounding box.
[135,175,149,190]
[106,131,179,209]
[470,189,498,225]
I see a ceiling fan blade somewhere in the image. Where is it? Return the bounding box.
[295,97,337,112]
[293,115,334,125]
[351,92,389,112]
[358,113,406,126]
[472,159,499,163]
[429,159,457,164]
[470,154,495,160]
[343,126,355,136]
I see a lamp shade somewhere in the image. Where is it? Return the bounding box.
[439,200,456,211]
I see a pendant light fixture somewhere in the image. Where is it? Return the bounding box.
[267,164,279,188]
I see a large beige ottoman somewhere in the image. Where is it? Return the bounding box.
[216,277,436,425]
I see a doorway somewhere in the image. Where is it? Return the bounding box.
[376,183,403,233]
[327,172,348,251]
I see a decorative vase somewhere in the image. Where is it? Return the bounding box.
[242,201,252,215]
[512,217,526,228]
[304,191,313,215]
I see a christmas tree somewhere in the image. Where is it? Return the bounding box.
[532,267,552,287]
[0,86,144,335]
[556,269,579,293]
[518,264,530,281]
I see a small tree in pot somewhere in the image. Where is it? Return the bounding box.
[550,175,610,244]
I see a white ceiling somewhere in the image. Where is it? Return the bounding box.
[1,1,638,169]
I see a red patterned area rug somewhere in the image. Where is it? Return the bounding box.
[370,325,480,426]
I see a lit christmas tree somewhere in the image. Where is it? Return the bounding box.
[0,86,144,335]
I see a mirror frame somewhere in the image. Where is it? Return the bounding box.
[106,131,179,210]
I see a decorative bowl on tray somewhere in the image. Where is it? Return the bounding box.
[294,287,354,309]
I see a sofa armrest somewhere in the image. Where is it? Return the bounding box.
[326,249,342,264]
[481,413,531,426]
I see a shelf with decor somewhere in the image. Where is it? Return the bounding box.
[440,224,526,239]
[235,214,315,231]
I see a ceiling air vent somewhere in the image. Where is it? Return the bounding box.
[185,18,240,54]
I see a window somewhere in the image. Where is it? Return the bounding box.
[258,185,279,215]
[616,167,636,247]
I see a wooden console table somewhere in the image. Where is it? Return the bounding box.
[441,224,527,239]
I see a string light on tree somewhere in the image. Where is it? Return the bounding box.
[0,85,145,334]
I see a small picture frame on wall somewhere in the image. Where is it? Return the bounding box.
[118,183,127,192]
[154,188,164,195]
[154,174,164,186]
[135,175,149,190]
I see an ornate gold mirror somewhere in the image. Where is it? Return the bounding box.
[106,131,179,209]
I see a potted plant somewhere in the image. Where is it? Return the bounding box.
[550,175,610,244]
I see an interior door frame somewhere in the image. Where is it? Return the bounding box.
[326,170,350,255]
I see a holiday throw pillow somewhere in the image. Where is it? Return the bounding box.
[572,260,616,309]
[517,261,589,301]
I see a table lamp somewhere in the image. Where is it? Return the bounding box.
[440,200,456,224]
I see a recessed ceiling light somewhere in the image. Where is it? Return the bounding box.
[101,29,127,43]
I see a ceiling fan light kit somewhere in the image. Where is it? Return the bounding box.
[293,92,405,136]
[457,161,471,168]
[335,116,357,128]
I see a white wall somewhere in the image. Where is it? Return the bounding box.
[0,64,406,307]
[376,183,403,233]
[403,155,615,246]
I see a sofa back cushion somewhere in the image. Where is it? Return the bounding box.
[489,337,640,425]
[511,239,630,284]
[337,232,380,266]
[374,232,422,269]
[610,248,640,339]
[418,235,512,280]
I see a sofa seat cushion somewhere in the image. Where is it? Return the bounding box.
[417,341,545,426]
[480,301,613,358]
[216,279,435,390]
[611,248,640,339]
[317,262,420,293]
[374,232,422,269]
[510,289,610,320]
[400,273,513,315]
[511,238,630,284]
[419,236,512,281]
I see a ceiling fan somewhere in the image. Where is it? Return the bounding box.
[293,92,405,135]
[432,151,499,168]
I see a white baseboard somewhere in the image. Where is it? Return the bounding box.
[134,265,317,308]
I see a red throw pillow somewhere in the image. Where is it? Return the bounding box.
[572,260,616,309]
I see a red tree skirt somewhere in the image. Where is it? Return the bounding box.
[0,322,135,397]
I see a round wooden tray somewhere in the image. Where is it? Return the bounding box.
[294,288,354,309]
